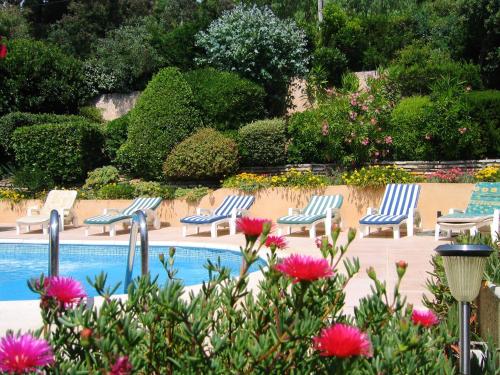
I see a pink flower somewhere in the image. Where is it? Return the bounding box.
[313,324,372,357]
[361,138,369,146]
[370,118,377,125]
[350,99,357,106]
[46,276,86,306]
[361,105,369,111]
[458,127,467,134]
[265,235,287,250]
[236,217,272,241]
[321,120,329,136]
[0,334,54,373]
[384,135,393,144]
[275,254,333,283]
[411,309,439,327]
[109,356,132,375]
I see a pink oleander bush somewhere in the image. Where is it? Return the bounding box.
[424,167,475,183]
[1,219,461,373]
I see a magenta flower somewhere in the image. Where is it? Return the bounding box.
[384,135,393,144]
[361,138,370,146]
[411,309,439,327]
[350,99,358,106]
[109,356,132,375]
[46,276,86,306]
[275,254,333,283]
[237,217,272,242]
[313,323,372,357]
[265,235,288,250]
[0,334,54,373]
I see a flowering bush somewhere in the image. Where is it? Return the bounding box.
[475,165,500,182]
[1,222,460,373]
[0,188,26,205]
[222,170,330,192]
[425,168,475,183]
[342,165,418,188]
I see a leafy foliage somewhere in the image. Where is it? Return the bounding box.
[163,128,239,180]
[0,39,89,115]
[116,67,202,180]
[184,68,266,130]
[25,227,454,373]
[104,115,129,163]
[83,166,120,190]
[196,4,309,115]
[0,5,30,38]
[12,121,105,186]
[342,166,418,189]
[238,118,287,166]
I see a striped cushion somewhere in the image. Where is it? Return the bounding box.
[180,195,255,225]
[84,197,163,225]
[277,195,343,225]
[180,215,227,224]
[359,184,420,225]
[84,214,130,225]
[213,195,255,216]
[359,214,408,225]
[437,213,493,224]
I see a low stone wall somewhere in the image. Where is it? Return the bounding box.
[92,91,141,121]
[242,160,500,176]
[0,184,474,230]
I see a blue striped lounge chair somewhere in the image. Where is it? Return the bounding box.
[180,195,255,238]
[277,195,343,238]
[359,184,421,239]
[435,182,500,241]
[84,197,163,237]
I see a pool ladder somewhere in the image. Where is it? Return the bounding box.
[124,210,149,292]
[48,210,60,276]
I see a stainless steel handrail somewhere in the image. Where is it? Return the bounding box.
[124,210,149,292]
[48,209,60,276]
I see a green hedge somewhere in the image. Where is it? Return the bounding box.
[0,112,86,160]
[184,68,266,130]
[116,67,202,180]
[164,128,239,180]
[12,121,105,185]
[238,119,287,166]
[464,90,500,157]
[104,114,129,162]
[0,39,89,115]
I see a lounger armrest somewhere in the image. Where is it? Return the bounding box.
[449,208,465,214]
[328,208,340,218]
[197,208,211,216]
[103,208,121,215]
[234,208,250,218]
[27,206,40,216]
[367,207,378,215]
[288,208,302,215]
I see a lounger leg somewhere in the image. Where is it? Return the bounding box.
[393,226,400,240]
[359,225,365,238]
[85,227,90,236]
[229,221,236,235]
[447,229,452,238]
[182,226,187,237]
[310,224,316,239]
[72,216,78,227]
[407,223,414,237]
[42,225,47,235]
[287,226,291,235]
[154,214,161,229]
[211,223,217,238]
[16,224,20,235]
[102,226,106,234]
[109,224,115,237]
[27,225,30,232]
[196,226,200,234]
[434,224,440,241]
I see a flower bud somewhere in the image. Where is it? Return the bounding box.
[396,260,408,279]
[347,228,356,243]
[169,247,176,257]
[262,221,272,238]
[80,328,92,340]
[367,267,377,280]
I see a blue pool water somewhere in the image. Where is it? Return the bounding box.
[0,242,265,301]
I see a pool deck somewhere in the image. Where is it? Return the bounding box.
[0,223,449,335]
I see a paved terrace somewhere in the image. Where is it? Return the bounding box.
[0,223,448,334]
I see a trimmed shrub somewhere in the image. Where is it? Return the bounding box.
[0,112,86,161]
[130,180,176,199]
[79,106,104,123]
[184,68,266,130]
[387,42,483,96]
[97,183,135,200]
[83,166,120,190]
[164,128,238,180]
[104,114,129,162]
[464,90,500,157]
[238,119,287,166]
[12,121,105,185]
[0,39,89,115]
[116,67,202,180]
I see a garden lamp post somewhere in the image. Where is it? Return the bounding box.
[435,244,493,375]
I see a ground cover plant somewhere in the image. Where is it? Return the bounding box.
[0,224,458,373]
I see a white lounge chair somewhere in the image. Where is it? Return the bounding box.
[16,190,78,234]
[435,182,500,241]
[180,195,255,238]
[359,184,421,239]
[277,195,343,238]
[84,197,162,236]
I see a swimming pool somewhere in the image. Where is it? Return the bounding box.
[0,242,265,301]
